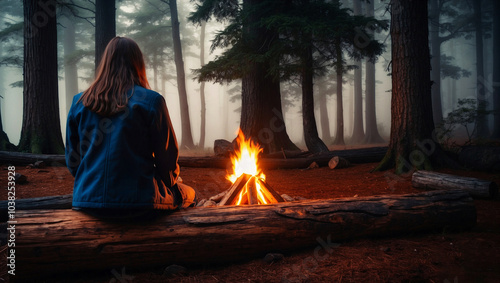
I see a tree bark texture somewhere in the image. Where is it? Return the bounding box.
[333,67,345,145]
[19,0,64,154]
[318,83,331,143]
[170,0,195,149]
[11,190,476,280]
[351,0,365,144]
[199,21,207,148]
[473,0,489,137]
[63,15,79,114]
[240,0,298,154]
[492,0,500,138]
[95,0,115,68]
[363,0,385,144]
[301,34,328,153]
[429,0,443,126]
[376,0,437,173]
[412,170,498,199]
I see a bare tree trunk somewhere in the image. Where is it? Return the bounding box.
[169,0,195,149]
[351,0,365,144]
[429,0,443,126]
[333,40,345,146]
[0,30,15,151]
[492,0,500,138]
[473,0,489,137]
[318,82,331,143]
[375,0,446,173]
[18,0,64,154]
[63,15,78,114]
[95,0,115,69]
[362,0,385,145]
[199,22,207,148]
[239,0,298,153]
[153,52,158,90]
[301,31,328,153]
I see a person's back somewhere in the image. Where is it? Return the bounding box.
[65,37,195,217]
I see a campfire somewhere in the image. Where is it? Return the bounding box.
[217,130,284,206]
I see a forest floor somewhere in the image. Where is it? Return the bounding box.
[1,159,500,282]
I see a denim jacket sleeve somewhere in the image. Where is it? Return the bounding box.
[150,95,180,188]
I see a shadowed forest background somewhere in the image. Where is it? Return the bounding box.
[0,0,498,159]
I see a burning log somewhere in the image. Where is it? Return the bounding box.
[412,170,499,199]
[11,190,475,280]
[218,174,251,206]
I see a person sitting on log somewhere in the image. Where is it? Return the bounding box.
[65,37,196,220]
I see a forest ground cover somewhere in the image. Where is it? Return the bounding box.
[1,158,499,282]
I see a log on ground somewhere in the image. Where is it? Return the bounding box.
[0,194,72,222]
[412,170,499,199]
[12,190,475,280]
[0,147,388,169]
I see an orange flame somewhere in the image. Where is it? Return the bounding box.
[227,130,268,205]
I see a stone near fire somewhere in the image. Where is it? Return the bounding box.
[214,139,234,157]
[15,173,27,184]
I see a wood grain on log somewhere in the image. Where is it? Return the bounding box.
[328,156,351,169]
[0,194,72,221]
[12,190,475,280]
[412,170,499,199]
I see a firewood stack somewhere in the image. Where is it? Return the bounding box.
[197,174,303,207]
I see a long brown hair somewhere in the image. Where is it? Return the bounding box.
[79,37,150,116]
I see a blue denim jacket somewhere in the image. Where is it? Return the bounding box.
[65,85,180,209]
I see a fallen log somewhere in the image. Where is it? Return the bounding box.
[0,194,72,221]
[412,170,499,199]
[10,190,475,280]
[0,147,388,169]
[328,156,351,169]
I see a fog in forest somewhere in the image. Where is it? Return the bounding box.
[0,0,496,153]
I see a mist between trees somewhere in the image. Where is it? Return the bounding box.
[0,0,496,154]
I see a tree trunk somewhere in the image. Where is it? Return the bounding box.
[473,0,489,137]
[199,21,207,149]
[63,15,79,114]
[318,83,331,143]
[333,47,345,146]
[301,33,328,153]
[169,0,195,149]
[375,0,442,174]
[0,195,72,221]
[351,0,365,144]
[429,0,443,126]
[0,40,15,151]
[240,0,298,153]
[363,0,385,145]
[492,0,500,138]
[94,0,115,69]
[18,0,64,154]
[412,170,498,199]
[12,190,475,280]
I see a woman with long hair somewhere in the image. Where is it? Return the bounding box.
[66,37,196,219]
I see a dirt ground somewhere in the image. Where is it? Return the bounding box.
[2,162,500,282]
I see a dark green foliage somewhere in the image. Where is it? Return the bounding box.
[440,54,471,79]
[189,0,386,83]
[437,98,493,147]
